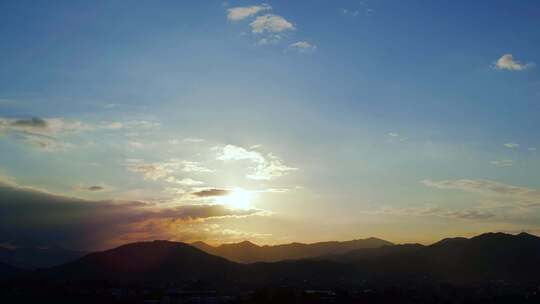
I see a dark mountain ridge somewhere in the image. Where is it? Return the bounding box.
[192,237,393,263]
[348,232,540,283]
[23,232,540,286]
[37,240,241,283]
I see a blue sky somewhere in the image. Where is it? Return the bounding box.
[0,0,539,249]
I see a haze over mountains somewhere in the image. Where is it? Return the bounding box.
[191,237,393,263]
[0,232,534,287]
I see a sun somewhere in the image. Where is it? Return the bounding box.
[215,188,254,210]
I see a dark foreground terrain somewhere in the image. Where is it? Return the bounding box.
[1,232,540,303]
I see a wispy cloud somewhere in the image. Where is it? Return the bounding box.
[227,4,271,21]
[250,14,295,33]
[387,132,408,142]
[504,142,519,149]
[0,117,89,151]
[490,159,513,167]
[166,177,204,186]
[225,5,314,51]
[126,159,214,182]
[380,206,495,221]
[0,117,88,136]
[289,41,317,52]
[494,54,534,71]
[423,179,540,207]
[215,144,297,180]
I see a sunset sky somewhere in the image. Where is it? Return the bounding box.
[1,0,539,250]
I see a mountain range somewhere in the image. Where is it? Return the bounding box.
[4,232,540,286]
[191,237,393,263]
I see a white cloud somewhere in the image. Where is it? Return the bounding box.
[216,145,297,180]
[166,177,204,186]
[227,4,271,21]
[126,158,214,181]
[250,14,295,33]
[217,144,266,163]
[289,41,316,52]
[490,159,513,167]
[504,143,519,149]
[494,54,534,71]
[181,160,215,173]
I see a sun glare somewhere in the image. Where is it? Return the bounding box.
[215,188,254,210]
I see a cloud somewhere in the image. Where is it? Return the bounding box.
[10,117,47,128]
[126,159,172,180]
[0,180,263,250]
[192,189,230,198]
[181,160,215,173]
[250,14,295,33]
[504,143,519,149]
[217,144,266,162]
[166,177,204,186]
[215,145,297,180]
[386,132,408,142]
[0,117,88,136]
[247,154,297,180]
[422,179,540,207]
[494,54,534,71]
[490,159,513,167]
[289,41,316,52]
[88,186,104,191]
[227,4,271,21]
[0,117,91,151]
[382,206,495,221]
[126,159,214,181]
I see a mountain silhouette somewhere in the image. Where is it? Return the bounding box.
[0,246,86,269]
[192,237,393,263]
[349,232,540,283]
[30,232,540,286]
[321,243,425,262]
[38,240,242,283]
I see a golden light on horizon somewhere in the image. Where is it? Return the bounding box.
[215,188,254,210]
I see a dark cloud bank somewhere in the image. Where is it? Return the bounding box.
[0,182,260,251]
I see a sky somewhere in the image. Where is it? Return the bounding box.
[1,0,540,250]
